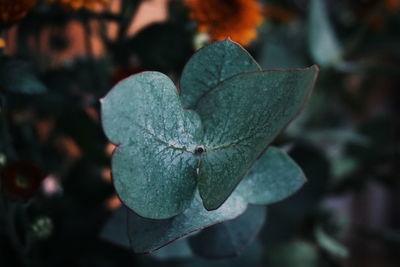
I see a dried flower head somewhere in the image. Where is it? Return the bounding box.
[0,0,37,27]
[185,0,263,46]
[47,0,110,11]
[1,161,46,200]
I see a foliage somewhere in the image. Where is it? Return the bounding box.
[0,0,399,266]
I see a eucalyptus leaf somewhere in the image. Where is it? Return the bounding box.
[125,145,304,254]
[102,72,201,219]
[188,205,266,258]
[127,192,247,254]
[315,225,349,258]
[180,39,260,109]
[236,147,306,205]
[100,207,130,249]
[196,67,318,210]
[308,0,342,68]
[101,40,318,219]
[151,238,193,260]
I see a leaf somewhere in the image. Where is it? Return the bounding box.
[100,207,130,249]
[124,146,303,254]
[101,40,318,219]
[308,0,342,68]
[101,72,202,219]
[127,191,247,254]
[180,39,260,109]
[195,67,319,210]
[188,205,267,258]
[235,147,306,205]
[0,58,47,94]
[151,238,193,260]
[314,225,349,258]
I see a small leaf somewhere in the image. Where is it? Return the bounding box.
[315,225,349,258]
[0,58,47,94]
[308,0,342,67]
[235,147,306,205]
[101,72,202,219]
[100,207,130,249]
[127,192,247,254]
[196,67,318,210]
[180,39,260,109]
[188,205,266,258]
[151,238,193,260]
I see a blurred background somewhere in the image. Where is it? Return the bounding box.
[0,0,399,266]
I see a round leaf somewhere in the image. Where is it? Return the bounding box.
[180,39,261,109]
[101,72,202,219]
[196,67,319,210]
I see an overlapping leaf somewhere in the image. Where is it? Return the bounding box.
[127,191,247,254]
[308,0,342,67]
[125,147,306,253]
[188,205,267,258]
[101,40,318,219]
[102,72,201,219]
[180,39,261,109]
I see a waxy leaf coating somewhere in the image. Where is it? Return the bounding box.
[180,39,261,109]
[195,68,318,210]
[101,40,318,219]
[127,192,247,254]
[235,146,306,205]
[102,146,306,254]
[102,72,202,219]
[188,205,267,258]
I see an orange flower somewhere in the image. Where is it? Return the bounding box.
[385,0,400,11]
[0,0,37,27]
[47,0,110,11]
[185,0,263,46]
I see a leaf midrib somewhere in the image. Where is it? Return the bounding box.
[132,121,192,153]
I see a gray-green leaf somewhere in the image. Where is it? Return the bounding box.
[102,72,201,219]
[308,0,342,67]
[101,40,318,219]
[196,67,318,210]
[180,39,260,109]
[188,205,266,258]
[127,192,247,254]
[236,147,306,205]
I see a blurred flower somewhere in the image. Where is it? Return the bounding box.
[1,161,46,200]
[0,0,38,27]
[105,194,122,211]
[385,0,400,11]
[42,175,63,196]
[47,0,110,11]
[185,0,263,46]
[0,38,5,48]
[31,216,54,239]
